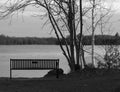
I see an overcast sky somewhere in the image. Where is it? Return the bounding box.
[0,0,120,37]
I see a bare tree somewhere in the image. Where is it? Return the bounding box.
[0,0,85,72]
[0,0,114,72]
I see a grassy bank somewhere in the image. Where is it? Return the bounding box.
[0,70,120,92]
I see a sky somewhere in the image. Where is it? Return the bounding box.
[0,0,120,37]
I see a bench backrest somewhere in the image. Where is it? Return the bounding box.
[10,59,59,70]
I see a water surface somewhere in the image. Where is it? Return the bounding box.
[0,45,106,78]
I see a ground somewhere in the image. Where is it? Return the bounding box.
[0,69,120,92]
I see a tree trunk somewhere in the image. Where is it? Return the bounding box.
[79,0,83,68]
[81,45,86,68]
[91,0,95,67]
[68,0,75,72]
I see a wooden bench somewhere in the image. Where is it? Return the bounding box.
[10,59,59,78]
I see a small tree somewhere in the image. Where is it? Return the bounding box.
[83,0,113,67]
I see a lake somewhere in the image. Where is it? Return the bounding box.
[0,45,106,78]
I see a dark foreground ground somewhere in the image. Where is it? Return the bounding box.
[1,70,120,92]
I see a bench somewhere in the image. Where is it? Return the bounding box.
[10,59,59,78]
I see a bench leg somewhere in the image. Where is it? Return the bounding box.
[56,69,59,78]
[10,69,12,79]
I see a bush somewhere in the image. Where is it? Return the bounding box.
[75,64,81,71]
[100,46,120,69]
[97,61,107,69]
[44,68,64,77]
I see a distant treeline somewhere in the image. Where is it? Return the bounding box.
[0,34,120,45]
[0,34,58,45]
[62,33,120,45]
[82,35,119,45]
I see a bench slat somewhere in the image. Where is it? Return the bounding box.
[10,59,59,79]
[10,59,59,70]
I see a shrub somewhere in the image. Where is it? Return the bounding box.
[75,64,81,71]
[98,45,120,69]
[44,68,64,77]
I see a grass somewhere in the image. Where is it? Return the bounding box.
[0,69,120,92]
